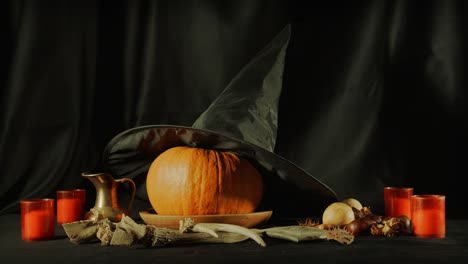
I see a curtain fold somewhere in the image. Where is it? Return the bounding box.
[1,0,99,213]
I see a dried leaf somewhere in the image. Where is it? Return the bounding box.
[262,226,328,242]
[262,225,354,245]
[62,219,100,244]
[109,216,147,246]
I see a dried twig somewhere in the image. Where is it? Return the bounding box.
[178,218,266,247]
[63,215,354,248]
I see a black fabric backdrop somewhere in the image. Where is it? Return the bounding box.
[1,0,466,219]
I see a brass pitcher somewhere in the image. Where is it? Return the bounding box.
[82,172,136,222]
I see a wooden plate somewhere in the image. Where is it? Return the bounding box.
[139,210,273,229]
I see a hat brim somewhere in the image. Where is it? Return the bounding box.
[102,125,338,218]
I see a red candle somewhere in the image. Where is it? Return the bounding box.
[57,198,83,224]
[384,187,413,218]
[411,195,445,238]
[56,189,86,225]
[21,199,55,241]
[392,196,411,217]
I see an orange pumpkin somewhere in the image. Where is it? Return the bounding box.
[146,146,264,215]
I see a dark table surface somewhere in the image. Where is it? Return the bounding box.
[1,213,467,264]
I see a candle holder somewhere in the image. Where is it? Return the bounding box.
[411,194,446,238]
[384,187,414,218]
[20,198,55,241]
[56,189,86,225]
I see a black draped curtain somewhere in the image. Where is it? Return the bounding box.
[1,0,466,218]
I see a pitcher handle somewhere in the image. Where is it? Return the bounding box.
[115,178,137,215]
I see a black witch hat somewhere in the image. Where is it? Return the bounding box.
[102,24,337,219]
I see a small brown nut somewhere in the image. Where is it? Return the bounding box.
[345,220,361,236]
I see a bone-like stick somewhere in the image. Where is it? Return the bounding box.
[194,223,266,247]
[179,219,219,238]
[193,225,219,238]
